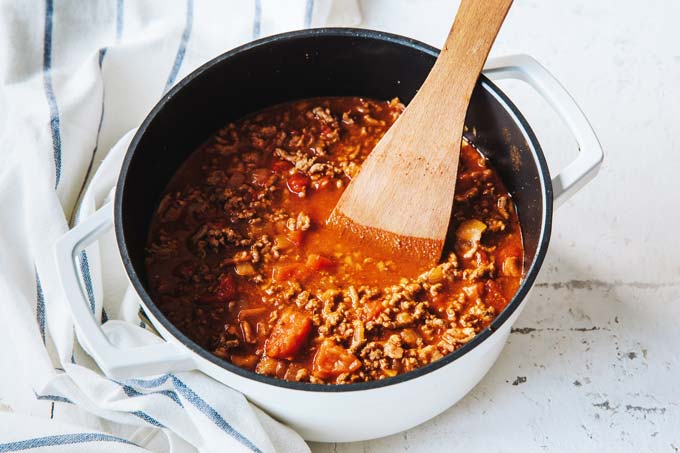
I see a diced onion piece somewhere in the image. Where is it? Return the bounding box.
[255,356,280,376]
[235,262,256,276]
[456,219,487,258]
[427,266,444,283]
[502,256,522,277]
[456,219,487,243]
[396,312,413,325]
[231,354,259,369]
[240,320,256,343]
[274,234,292,250]
[237,307,267,321]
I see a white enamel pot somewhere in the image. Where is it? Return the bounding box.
[54,29,603,442]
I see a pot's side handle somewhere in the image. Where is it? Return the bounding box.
[483,54,604,207]
[54,201,194,379]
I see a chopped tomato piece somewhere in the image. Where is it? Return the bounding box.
[272,255,333,283]
[285,229,304,246]
[217,273,237,297]
[265,308,313,360]
[197,273,236,304]
[305,253,334,271]
[272,263,304,282]
[286,173,309,195]
[484,280,507,311]
[312,339,361,380]
[272,159,292,173]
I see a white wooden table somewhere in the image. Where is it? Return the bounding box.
[309,0,680,451]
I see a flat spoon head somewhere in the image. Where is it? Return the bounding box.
[328,0,513,271]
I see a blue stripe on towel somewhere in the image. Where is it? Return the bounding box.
[253,0,262,39]
[42,0,62,189]
[0,433,138,452]
[116,0,125,40]
[304,0,314,28]
[35,390,164,428]
[116,381,183,407]
[34,392,73,404]
[78,251,96,314]
[164,0,194,92]
[131,411,165,428]
[124,374,171,389]
[35,270,46,344]
[123,375,261,452]
[170,375,263,453]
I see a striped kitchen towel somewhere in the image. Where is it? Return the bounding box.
[0,1,360,452]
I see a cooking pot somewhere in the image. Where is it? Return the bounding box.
[55,29,603,442]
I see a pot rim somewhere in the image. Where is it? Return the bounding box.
[115,27,553,393]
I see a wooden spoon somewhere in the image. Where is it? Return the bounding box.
[328,0,513,270]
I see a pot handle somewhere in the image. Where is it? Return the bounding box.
[483,54,604,206]
[54,201,194,379]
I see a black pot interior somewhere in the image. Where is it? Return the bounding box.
[116,29,552,390]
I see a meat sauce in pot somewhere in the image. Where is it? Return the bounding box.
[146,97,523,384]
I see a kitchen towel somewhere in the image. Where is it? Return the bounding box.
[0,1,360,452]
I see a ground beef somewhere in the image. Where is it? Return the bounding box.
[145,97,524,384]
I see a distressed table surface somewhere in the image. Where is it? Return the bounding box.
[310,0,680,451]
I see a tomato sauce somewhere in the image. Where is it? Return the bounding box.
[146,97,523,384]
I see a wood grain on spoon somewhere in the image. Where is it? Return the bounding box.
[328,0,513,270]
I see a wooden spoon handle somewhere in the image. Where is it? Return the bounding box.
[400,0,513,142]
